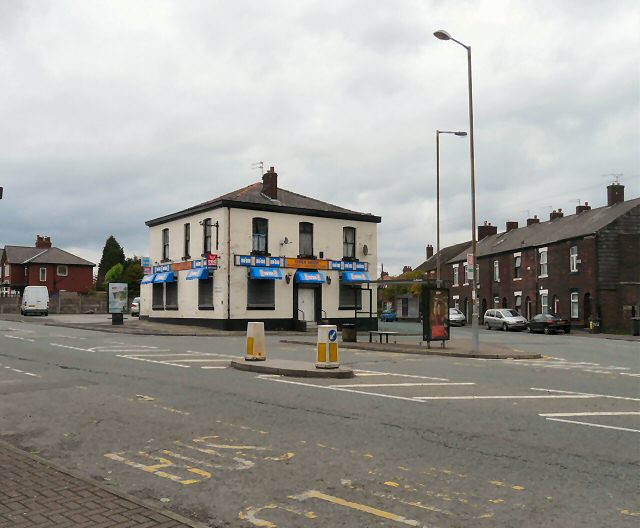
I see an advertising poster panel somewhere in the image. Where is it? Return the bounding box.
[108,282,129,314]
[422,287,450,342]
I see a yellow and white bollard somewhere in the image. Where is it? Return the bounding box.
[316,325,339,369]
[245,322,266,361]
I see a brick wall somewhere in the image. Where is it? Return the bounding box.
[26,264,93,294]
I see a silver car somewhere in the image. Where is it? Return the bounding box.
[449,307,466,326]
[484,308,528,331]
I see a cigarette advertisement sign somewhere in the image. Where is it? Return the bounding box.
[422,287,450,342]
[108,282,129,314]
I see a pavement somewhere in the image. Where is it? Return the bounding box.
[230,358,354,378]
[0,441,203,528]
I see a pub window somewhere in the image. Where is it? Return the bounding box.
[198,272,215,309]
[343,227,356,260]
[252,218,268,254]
[162,228,170,261]
[165,281,178,310]
[514,254,522,278]
[184,223,191,259]
[247,280,275,309]
[203,218,212,254]
[299,222,314,257]
[152,283,164,309]
[339,283,362,310]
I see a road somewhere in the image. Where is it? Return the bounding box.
[0,319,638,527]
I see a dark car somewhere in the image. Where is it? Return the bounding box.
[527,313,571,334]
[380,310,396,322]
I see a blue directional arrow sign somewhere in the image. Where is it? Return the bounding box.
[328,329,337,342]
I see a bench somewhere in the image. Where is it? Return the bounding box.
[368,330,399,343]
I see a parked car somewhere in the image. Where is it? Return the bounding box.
[449,307,466,326]
[484,308,528,331]
[20,286,49,316]
[380,309,396,322]
[527,313,571,334]
[130,297,141,317]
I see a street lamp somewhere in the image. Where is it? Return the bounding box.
[436,130,467,284]
[434,29,479,353]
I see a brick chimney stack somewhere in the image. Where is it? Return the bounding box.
[506,221,518,232]
[402,265,413,273]
[527,215,540,226]
[477,221,498,241]
[550,208,564,221]
[426,245,434,259]
[576,201,591,214]
[35,235,52,249]
[607,183,624,206]
[262,166,278,200]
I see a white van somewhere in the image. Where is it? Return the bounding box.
[21,286,49,316]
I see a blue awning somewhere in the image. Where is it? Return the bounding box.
[141,274,156,284]
[342,271,370,283]
[249,267,283,280]
[153,271,175,283]
[186,268,210,280]
[294,271,325,284]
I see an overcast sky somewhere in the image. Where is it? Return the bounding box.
[1,0,638,275]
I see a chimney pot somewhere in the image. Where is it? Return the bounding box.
[35,235,52,249]
[506,221,518,232]
[607,183,624,206]
[550,209,564,221]
[527,215,540,226]
[478,221,498,240]
[426,245,434,259]
[262,167,278,200]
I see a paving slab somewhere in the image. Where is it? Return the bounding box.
[0,440,205,528]
[230,358,354,378]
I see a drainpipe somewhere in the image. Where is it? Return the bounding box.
[226,207,231,325]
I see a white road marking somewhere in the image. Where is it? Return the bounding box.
[201,366,228,369]
[186,350,241,359]
[530,388,640,402]
[620,373,640,378]
[413,395,597,400]
[168,359,231,363]
[540,412,640,417]
[118,353,196,357]
[116,356,190,368]
[0,363,41,378]
[328,382,475,388]
[4,335,35,342]
[355,369,449,381]
[50,343,94,352]
[543,418,640,433]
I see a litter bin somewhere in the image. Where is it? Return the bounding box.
[631,317,640,337]
[589,317,601,334]
[341,323,357,343]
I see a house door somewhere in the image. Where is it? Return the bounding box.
[401,298,409,317]
[297,288,315,322]
[583,293,592,325]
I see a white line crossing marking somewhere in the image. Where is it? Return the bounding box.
[201,366,228,369]
[50,343,94,352]
[115,356,189,368]
[530,388,640,402]
[413,395,598,400]
[167,359,231,363]
[113,353,188,357]
[185,350,241,359]
[355,369,449,381]
[540,412,640,417]
[542,418,640,433]
[0,363,41,378]
[328,382,475,388]
[4,335,35,342]
[505,357,633,376]
[620,373,640,378]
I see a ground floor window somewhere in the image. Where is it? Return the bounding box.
[152,283,164,309]
[198,273,214,309]
[165,281,178,310]
[570,291,579,319]
[339,283,362,310]
[247,279,275,309]
[493,296,500,308]
[553,295,560,314]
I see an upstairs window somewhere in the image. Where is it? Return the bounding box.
[453,265,459,286]
[299,222,314,257]
[203,218,212,254]
[493,260,500,282]
[343,227,356,260]
[57,265,68,277]
[514,254,522,279]
[39,267,47,282]
[539,248,548,277]
[570,246,578,272]
[184,223,191,259]
[252,218,268,254]
[463,264,469,285]
[162,228,170,261]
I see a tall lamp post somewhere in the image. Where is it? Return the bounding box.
[434,29,479,353]
[436,130,467,284]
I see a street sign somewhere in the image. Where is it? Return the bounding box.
[328,329,337,342]
[466,253,474,266]
[141,257,151,268]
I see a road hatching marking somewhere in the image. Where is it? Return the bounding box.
[530,388,640,402]
[0,363,41,378]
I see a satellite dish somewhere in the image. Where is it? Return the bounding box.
[363,244,369,256]
[283,237,289,245]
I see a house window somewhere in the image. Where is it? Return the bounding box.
[493,260,500,282]
[570,246,578,272]
[39,267,47,282]
[184,223,191,259]
[515,295,522,313]
[539,248,548,277]
[56,265,68,277]
[247,279,275,309]
[252,218,268,254]
[203,218,212,254]
[453,265,459,286]
[198,272,214,309]
[162,229,170,261]
[165,281,178,310]
[299,222,314,257]
[570,292,579,318]
[343,227,356,260]
[339,283,362,310]
[3,264,9,277]
[463,264,469,285]
[553,295,560,314]
[152,283,164,309]
[541,293,549,314]
[514,254,522,278]
[493,296,500,308]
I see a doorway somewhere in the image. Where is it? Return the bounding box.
[297,288,316,322]
[583,293,592,325]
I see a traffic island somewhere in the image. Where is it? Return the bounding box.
[230,359,354,378]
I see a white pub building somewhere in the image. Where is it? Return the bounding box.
[140,167,381,330]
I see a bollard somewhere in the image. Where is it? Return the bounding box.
[316,325,339,369]
[245,322,266,361]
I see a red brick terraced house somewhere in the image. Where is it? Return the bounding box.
[445,184,639,333]
[1,236,95,295]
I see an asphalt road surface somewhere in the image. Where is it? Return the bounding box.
[0,319,638,527]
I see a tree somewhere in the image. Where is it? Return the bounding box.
[122,258,144,296]
[104,263,124,284]
[96,236,125,290]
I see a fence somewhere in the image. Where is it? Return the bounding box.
[0,291,109,314]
